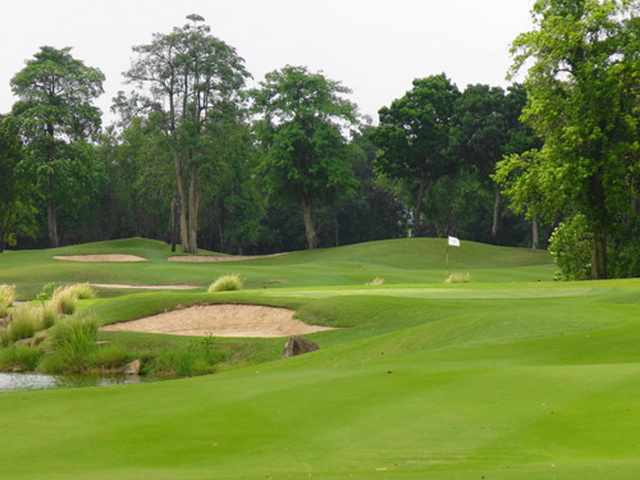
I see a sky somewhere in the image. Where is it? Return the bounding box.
[0,0,536,125]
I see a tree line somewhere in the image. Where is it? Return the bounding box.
[3,1,640,280]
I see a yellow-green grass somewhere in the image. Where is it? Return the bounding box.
[3,239,639,479]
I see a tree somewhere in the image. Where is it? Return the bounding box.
[371,74,461,237]
[11,46,105,247]
[508,0,640,279]
[451,83,539,245]
[251,65,358,250]
[121,14,250,253]
[0,115,36,251]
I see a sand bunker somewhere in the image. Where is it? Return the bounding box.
[168,253,285,262]
[100,304,335,338]
[54,254,147,262]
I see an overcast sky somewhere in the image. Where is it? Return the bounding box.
[1,0,536,125]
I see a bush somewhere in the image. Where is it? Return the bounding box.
[0,284,16,318]
[208,274,244,292]
[549,214,592,281]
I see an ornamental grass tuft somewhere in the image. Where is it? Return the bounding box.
[208,274,244,292]
[0,284,16,318]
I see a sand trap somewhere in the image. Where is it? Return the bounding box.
[54,254,147,262]
[168,253,285,262]
[91,283,198,290]
[100,304,335,338]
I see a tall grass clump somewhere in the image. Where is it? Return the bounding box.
[0,344,44,371]
[0,284,16,318]
[208,274,243,292]
[50,283,95,315]
[1,303,44,345]
[40,317,98,374]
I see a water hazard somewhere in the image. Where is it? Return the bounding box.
[0,372,152,393]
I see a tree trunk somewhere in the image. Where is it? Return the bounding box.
[47,203,59,248]
[589,172,608,279]
[174,152,192,254]
[490,184,500,244]
[591,222,608,280]
[188,162,199,253]
[531,216,539,250]
[301,197,318,250]
[411,176,429,238]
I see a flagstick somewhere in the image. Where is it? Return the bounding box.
[445,242,450,282]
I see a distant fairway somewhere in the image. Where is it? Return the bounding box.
[2,238,640,479]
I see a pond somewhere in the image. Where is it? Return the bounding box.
[0,372,154,393]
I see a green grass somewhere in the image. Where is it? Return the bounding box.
[3,237,640,478]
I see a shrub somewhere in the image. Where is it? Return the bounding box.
[66,283,96,300]
[549,214,592,281]
[35,282,57,303]
[0,284,16,318]
[92,344,132,372]
[445,273,471,283]
[208,274,244,292]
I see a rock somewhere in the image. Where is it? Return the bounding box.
[123,359,141,375]
[282,335,319,358]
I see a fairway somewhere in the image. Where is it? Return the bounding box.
[1,239,640,479]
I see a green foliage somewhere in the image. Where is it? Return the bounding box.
[208,274,244,292]
[371,74,461,237]
[36,282,57,303]
[10,46,105,247]
[509,0,640,279]
[251,65,358,249]
[549,214,592,281]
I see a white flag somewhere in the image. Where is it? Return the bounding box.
[448,236,460,247]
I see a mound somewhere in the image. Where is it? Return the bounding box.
[91,283,198,290]
[54,254,147,262]
[100,304,335,338]
[168,253,285,262]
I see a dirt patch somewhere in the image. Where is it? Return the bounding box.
[54,254,147,262]
[91,283,198,290]
[167,253,285,262]
[100,304,335,338]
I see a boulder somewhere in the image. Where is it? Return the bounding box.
[282,335,319,358]
[123,359,141,375]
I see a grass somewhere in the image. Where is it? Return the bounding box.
[3,237,640,478]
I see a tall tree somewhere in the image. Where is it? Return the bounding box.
[121,14,250,253]
[371,74,461,237]
[508,0,640,279]
[0,115,36,252]
[251,65,358,250]
[11,46,104,247]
